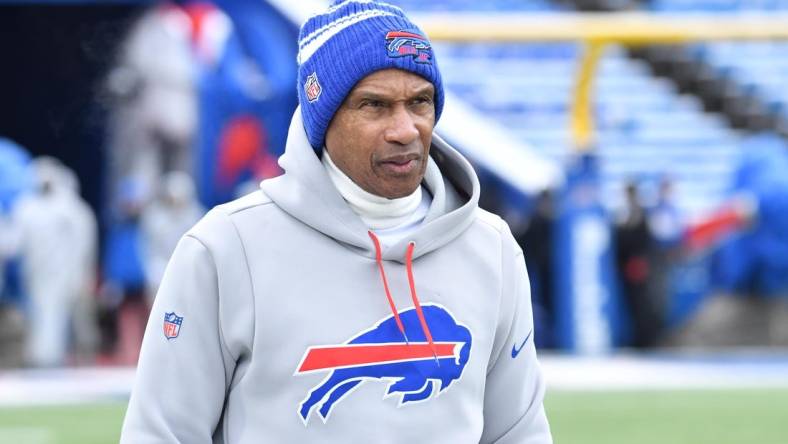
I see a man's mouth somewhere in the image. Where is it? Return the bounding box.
[378,155,420,175]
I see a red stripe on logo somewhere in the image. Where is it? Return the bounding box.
[385,31,425,40]
[297,342,458,373]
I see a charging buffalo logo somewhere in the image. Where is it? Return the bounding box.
[385,29,433,64]
[295,304,472,424]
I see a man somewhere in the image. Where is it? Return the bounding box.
[13,157,98,366]
[516,189,556,348]
[121,1,552,443]
[614,181,658,348]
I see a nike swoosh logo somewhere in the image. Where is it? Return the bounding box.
[511,330,533,359]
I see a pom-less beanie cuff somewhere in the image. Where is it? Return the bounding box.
[297,0,445,150]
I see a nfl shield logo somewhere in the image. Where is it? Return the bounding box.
[304,72,321,102]
[163,312,183,340]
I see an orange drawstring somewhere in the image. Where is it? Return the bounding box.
[368,231,408,343]
[367,231,439,364]
[405,242,439,363]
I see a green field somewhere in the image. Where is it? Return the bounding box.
[1,389,787,443]
[546,389,788,444]
[0,403,126,444]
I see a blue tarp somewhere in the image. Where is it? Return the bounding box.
[0,138,31,307]
[712,133,788,296]
[0,138,32,213]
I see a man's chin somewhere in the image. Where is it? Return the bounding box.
[375,180,421,200]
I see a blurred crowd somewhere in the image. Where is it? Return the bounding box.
[513,149,788,350]
[1,1,283,369]
[0,151,204,368]
[511,177,685,350]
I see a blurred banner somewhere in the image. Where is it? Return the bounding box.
[554,153,624,353]
[193,0,298,206]
[0,139,32,309]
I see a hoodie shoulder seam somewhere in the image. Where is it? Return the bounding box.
[217,190,275,216]
[486,219,514,375]
[226,199,276,216]
[474,209,504,234]
[188,208,258,364]
[216,209,258,357]
[182,233,233,390]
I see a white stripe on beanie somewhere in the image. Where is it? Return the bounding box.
[299,2,396,50]
[298,9,398,64]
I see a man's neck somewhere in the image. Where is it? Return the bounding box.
[322,150,425,230]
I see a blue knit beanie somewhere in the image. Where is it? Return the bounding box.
[297,0,445,150]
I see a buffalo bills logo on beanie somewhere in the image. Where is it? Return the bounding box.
[385,29,432,64]
[296,0,445,150]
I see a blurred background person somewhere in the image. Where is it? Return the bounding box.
[0,208,26,369]
[516,188,557,348]
[0,138,33,368]
[59,164,102,365]
[141,170,204,301]
[99,177,148,365]
[614,180,660,348]
[645,176,683,345]
[104,3,197,203]
[12,157,98,367]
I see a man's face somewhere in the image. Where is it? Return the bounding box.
[325,68,435,199]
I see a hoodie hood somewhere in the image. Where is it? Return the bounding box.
[262,107,479,263]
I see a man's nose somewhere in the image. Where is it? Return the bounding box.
[383,104,420,145]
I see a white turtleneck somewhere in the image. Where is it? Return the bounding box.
[322,150,431,246]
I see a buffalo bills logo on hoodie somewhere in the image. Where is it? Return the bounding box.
[294,304,472,424]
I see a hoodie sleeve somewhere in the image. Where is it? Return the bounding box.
[480,227,552,444]
[121,209,253,443]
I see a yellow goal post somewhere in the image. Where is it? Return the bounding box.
[413,12,788,149]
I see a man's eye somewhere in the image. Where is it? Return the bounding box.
[412,96,433,106]
[361,100,384,108]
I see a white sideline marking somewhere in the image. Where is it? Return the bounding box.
[541,353,788,390]
[2,353,788,407]
[0,367,135,407]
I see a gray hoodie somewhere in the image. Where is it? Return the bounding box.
[121,109,552,443]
